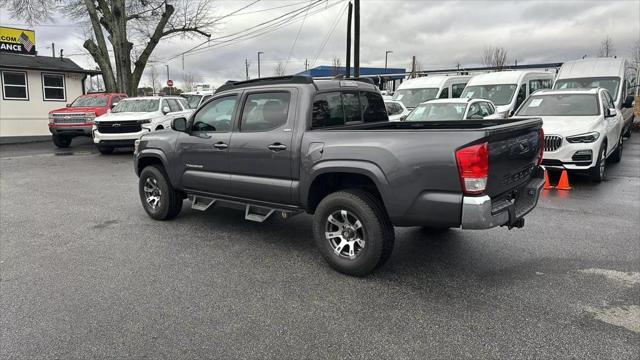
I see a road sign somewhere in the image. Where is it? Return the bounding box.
[167,79,174,87]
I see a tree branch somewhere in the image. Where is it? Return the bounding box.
[162,27,211,38]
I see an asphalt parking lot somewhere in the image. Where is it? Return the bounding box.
[1,136,639,359]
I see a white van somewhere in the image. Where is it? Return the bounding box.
[553,58,636,137]
[391,75,471,109]
[461,71,555,117]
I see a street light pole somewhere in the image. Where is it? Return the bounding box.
[165,64,171,95]
[385,50,393,69]
[257,51,264,78]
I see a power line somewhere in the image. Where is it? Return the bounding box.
[311,1,348,68]
[284,0,313,72]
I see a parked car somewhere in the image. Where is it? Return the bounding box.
[391,75,471,110]
[384,99,409,121]
[553,57,636,138]
[134,76,545,276]
[514,88,623,182]
[93,96,192,154]
[48,93,127,148]
[403,98,500,121]
[180,90,214,109]
[461,71,555,118]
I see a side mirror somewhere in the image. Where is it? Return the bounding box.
[605,108,617,118]
[171,117,188,132]
[162,106,171,114]
[66,103,71,107]
[623,95,634,108]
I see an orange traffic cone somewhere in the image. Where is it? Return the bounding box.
[556,170,572,191]
[543,169,554,190]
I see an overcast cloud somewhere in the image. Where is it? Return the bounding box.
[1,0,638,89]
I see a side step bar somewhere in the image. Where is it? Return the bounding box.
[189,194,301,222]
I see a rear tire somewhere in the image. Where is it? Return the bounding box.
[313,189,394,277]
[609,133,623,163]
[98,146,114,155]
[589,142,606,182]
[139,165,183,220]
[52,134,71,148]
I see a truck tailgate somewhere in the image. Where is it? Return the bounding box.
[484,120,543,198]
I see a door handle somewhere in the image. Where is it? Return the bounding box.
[267,143,287,151]
[213,142,228,150]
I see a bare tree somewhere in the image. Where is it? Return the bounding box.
[332,57,342,76]
[482,46,508,70]
[148,65,160,94]
[273,61,286,76]
[598,35,615,57]
[2,0,215,95]
[182,73,197,92]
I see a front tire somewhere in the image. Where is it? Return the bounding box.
[139,165,183,220]
[313,189,394,277]
[52,134,71,148]
[589,142,607,182]
[609,133,623,163]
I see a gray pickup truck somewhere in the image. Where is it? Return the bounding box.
[134,76,545,276]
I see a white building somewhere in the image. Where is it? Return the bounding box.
[0,53,99,143]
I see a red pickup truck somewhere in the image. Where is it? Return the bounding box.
[48,93,127,148]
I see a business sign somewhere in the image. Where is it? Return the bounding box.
[0,26,36,55]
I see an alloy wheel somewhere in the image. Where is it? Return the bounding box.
[143,176,162,210]
[325,209,365,259]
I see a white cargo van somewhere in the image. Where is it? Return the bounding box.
[553,58,636,137]
[461,71,555,117]
[391,75,471,109]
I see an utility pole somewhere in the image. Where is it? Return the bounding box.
[385,50,392,69]
[51,43,55,58]
[245,59,250,80]
[345,1,352,78]
[257,51,264,78]
[411,56,416,78]
[353,0,360,77]
[165,64,171,95]
[182,54,185,71]
[304,59,309,71]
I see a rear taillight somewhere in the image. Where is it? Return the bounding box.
[538,128,544,166]
[456,142,489,195]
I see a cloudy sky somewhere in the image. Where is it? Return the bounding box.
[1,0,638,89]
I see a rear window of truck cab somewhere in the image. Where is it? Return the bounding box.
[312,91,387,129]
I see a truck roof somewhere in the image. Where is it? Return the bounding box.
[528,88,601,96]
[215,75,379,94]
[397,75,471,90]
[467,71,554,86]
[556,58,626,79]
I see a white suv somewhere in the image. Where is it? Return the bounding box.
[93,96,193,154]
[515,88,624,182]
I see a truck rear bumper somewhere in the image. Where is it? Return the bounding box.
[461,166,545,229]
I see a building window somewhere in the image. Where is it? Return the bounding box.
[42,73,66,101]
[1,70,29,100]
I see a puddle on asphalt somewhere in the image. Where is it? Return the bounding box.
[54,152,75,156]
[576,268,640,287]
[585,305,640,333]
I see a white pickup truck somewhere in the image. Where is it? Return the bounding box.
[93,96,193,154]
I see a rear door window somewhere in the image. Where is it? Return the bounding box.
[312,92,344,128]
[240,92,291,132]
[167,99,181,112]
[359,92,388,123]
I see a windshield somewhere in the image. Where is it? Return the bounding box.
[405,102,466,121]
[112,99,159,113]
[516,94,599,116]
[392,88,439,108]
[554,77,620,100]
[180,94,203,109]
[71,96,108,107]
[461,84,517,106]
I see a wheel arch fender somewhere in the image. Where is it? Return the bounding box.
[301,160,391,211]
